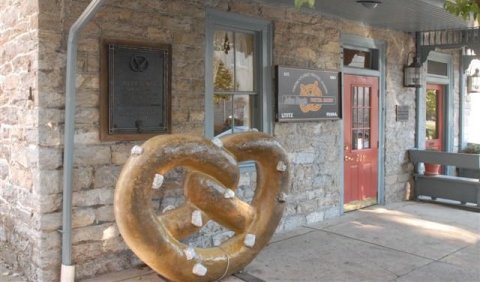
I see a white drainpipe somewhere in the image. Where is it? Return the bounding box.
[61,0,106,281]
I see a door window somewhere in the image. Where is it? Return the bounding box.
[426,89,439,140]
[351,86,371,150]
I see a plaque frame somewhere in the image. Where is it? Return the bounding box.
[100,39,172,141]
[276,66,341,122]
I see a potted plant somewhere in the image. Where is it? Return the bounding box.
[458,143,480,178]
[424,148,441,176]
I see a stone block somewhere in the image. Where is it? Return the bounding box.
[73,167,94,191]
[38,147,62,170]
[111,144,134,165]
[306,210,325,224]
[39,212,61,231]
[95,205,115,223]
[72,187,114,207]
[72,223,118,244]
[72,208,96,228]
[74,126,99,144]
[293,152,315,164]
[38,108,64,125]
[8,166,33,189]
[76,88,99,108]
[72,241,104,264]
[283,215,306,231]
[324,206,340,219]
[296,199,317,214]
[35,193,62,214]
[75,74,99,89]
[73,145,111,167]
[38,124,63,146]
[75,107,99,125]
[36,230,61,251]
[33,169,61,195]
[94,165,121,189]
[75,251,133,280]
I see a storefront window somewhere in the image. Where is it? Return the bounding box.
[213,30,255,136]
[206,10,272,139]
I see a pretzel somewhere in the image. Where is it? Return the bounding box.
[114,132,290,281]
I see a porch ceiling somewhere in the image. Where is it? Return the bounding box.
[263,0,474,32]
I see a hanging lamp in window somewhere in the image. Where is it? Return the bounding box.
[223,33,230,54]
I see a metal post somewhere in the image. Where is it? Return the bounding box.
[61,0,106,281]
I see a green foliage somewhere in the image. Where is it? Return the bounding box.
[294,0,315,9]
[444,0,480,20]
[463,143,480,153]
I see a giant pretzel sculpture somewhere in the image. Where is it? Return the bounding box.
[114,132,290,281]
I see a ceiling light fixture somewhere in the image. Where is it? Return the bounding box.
[356,0,382,9]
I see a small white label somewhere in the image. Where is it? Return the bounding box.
[224,188,235,199]
[152,174,164,189]
[283,71,290,77]
[192,263,207,276]
[281,113,293,118]
[184,246,196,261]
[130,145,143,155]
[276,161,287,172]
[244,233,256,248]
[162,205,175,213]
[211,137,223,147]
[191,210,203,227]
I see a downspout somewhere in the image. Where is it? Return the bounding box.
[61,0,106,281]
[459,48,465,150]
[414,32,424,149]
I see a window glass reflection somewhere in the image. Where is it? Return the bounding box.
[426,89,438,140]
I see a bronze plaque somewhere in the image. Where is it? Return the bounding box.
[101,40,171,140]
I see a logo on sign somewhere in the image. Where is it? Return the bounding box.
[130,55,149,72]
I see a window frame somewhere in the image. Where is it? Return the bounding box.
[205,9,273,139]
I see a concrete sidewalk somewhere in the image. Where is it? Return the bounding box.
[85,201,479,282]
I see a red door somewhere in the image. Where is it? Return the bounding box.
[425,84,444,151]
[344,75,379,211]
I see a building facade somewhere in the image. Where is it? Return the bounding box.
[0,0,476,281]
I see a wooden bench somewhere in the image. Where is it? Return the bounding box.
[408,149,480,209]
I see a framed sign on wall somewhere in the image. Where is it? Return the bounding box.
[276,66,341,122]
[100,39,171,141]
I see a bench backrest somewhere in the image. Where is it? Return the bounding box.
[409,149,480,170]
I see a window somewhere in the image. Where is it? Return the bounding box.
[343,48,379,70]
[213,30,255,136]
[205,10,272,138]
[427,60,448,76]
[351,86,371,150]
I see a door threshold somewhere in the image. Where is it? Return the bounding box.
[344,197,377,212]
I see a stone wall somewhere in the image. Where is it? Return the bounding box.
[0,0,41,280]
[4,0,418,280]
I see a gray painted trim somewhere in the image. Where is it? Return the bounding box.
[204,9,273,138]
[62,0,106,272]
[459,49,466,149]
[340,34,387,211]
[424,51,455,175]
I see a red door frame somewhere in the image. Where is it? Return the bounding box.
[343,75,379,206]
